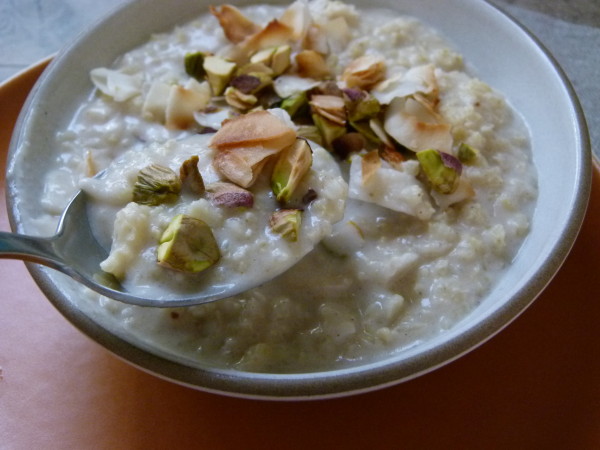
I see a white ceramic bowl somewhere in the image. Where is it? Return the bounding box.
[6,0,591,399]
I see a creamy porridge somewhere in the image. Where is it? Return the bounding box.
[38,0,537,372]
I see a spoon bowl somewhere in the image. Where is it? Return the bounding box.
[0,188,287,307]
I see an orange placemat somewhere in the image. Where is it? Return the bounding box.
[1,60,599,449]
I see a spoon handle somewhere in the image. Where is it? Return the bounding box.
[0,232,62,269]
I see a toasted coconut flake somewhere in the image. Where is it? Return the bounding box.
[310,94,346,126]
[90,68,142,102]
[279,0,312,41]
[213,146,280,188]
[84,150,97,177]
[210,5,260,44]
[242,19,293,53]
[165,79,212,129]
[369,118,395,148]
[194,107,235,130]
[274,75,320,98]
[302,24,329,54]
[379,146,405,170]
[373,64,439,105]
[326,17,352,54]
[209,110,297,151]
[206,181,254,207]
[142,80,171,122]
[384,97,452,153]
[295,50,331,79]
[361,150,381,185]
[341,55,386,90]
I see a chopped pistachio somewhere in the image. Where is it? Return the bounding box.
[312,81,343,97]
[236,62,274,77]
[206,181,254,208]
[296,125,324,146]
[184,51,207,81]
[179,155,205,195]
[229,74,262,94]
[430,177,475,209]
[271,138,313,203]
[341,55,386,90]
[312,114,347,150]
[224,86,258,110]
[157,214,220,273]
[416,149,462,194]
[280,91,308,118]
[310,94,346,126]
[344,89,381,123]
[269,209,302,241]
[203,56,237,96]
[457,142,479,165]
[349,120,380,144]
[252,72,275,92]
[271,45,292,75]
[332,132,367,159]
[250,47,276,66]
[133,164,182,206]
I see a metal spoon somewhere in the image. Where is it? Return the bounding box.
[0,189,295,308]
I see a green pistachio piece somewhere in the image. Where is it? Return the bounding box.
[312,114,347,150]
[250,45,291,76]
[157,214,220,272]
[280,91,308,118]
[250,47,276,66]
[133,164,182,206]
[236,62,274,77]
[270,45,292,76]
[349,120,381,144]
[184,51,207,81]
[296,125,324,146]
[203,55,237,96]
[269,209,302,242]
[179,155,205,195]
[224,86,258,110]
[272,138,313,203]
[245,72,273,93]
[457,142,479,165]
[416,149,462,194]
[344,89,381,123]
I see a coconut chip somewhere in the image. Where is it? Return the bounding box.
[210,5,260,44]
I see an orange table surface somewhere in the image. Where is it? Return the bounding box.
[1,59,599,449]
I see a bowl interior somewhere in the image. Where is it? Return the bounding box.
[6,0,591,399]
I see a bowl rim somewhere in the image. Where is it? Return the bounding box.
[6,0,592,400]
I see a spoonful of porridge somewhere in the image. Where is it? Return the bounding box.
[0,112,347,307]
